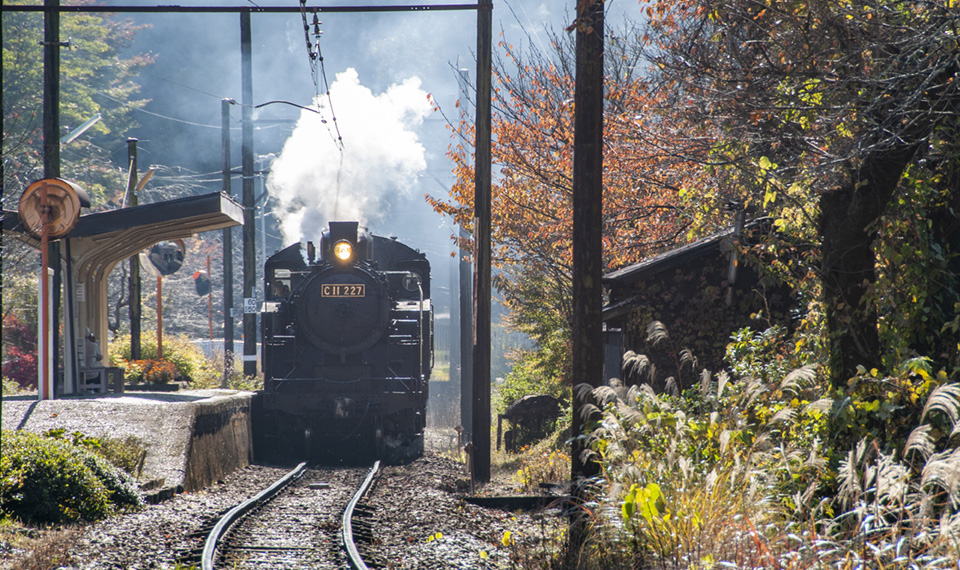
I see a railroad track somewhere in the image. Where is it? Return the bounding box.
[194,461,381,570]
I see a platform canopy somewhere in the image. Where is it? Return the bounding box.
[3,192,243,394]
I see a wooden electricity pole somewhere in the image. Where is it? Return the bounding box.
[568,0,605,564]
[42,0,62,397]
[570,0,605,481]
[127,138,142,360]
[240,12,258,377]
[471,0,493,484]
[222,98,236,385]
[42,0,60,180]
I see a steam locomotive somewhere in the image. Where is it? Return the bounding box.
[252,221,432,464]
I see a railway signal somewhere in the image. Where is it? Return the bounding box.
[194,270,212,297]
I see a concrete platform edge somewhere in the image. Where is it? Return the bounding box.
[1,390,254,503]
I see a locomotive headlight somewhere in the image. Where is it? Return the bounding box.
[333,240,353,262]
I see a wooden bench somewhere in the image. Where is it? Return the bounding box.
[78,367,125,394]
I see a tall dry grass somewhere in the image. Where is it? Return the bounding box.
[551,366,960,568]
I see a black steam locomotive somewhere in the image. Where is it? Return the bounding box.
[252,221,432,464]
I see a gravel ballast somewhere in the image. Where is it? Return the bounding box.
[1,451,565,569]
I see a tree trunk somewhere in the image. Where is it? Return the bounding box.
[819,145,919,387]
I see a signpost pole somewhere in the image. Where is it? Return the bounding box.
[39,186,52,399]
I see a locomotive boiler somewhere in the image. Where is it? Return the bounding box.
[252,221,432,464]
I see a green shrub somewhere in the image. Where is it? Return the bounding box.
[40,429,145,508]
[0,430,144,525]
[226,374,264,391]
[827,357,941,457]
[196,351,261,390]
[97,435,148,479]
[109,333,219,385]
[2,375,26,396]
[494,328,570,416]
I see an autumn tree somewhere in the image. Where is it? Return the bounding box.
[430,21,714,370]
[638,0,960,385]
[3,0,152,203]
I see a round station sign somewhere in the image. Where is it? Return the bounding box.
[18,178,90,239]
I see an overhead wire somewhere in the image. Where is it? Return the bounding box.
[79,42,305,133]
[299,0,343,152]
[503,0,550,57]
[93,91,221,129]
[136,69,228,102]
[299,0,345,218]
[92,90,292,135]
[67,12,338,148]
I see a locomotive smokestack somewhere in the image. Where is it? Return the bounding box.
[322,221,373,263]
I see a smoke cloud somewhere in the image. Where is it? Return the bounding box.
[267,67,434,245]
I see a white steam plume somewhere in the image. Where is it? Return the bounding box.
[267,68,433,245]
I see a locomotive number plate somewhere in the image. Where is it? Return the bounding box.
[321,283,366,297]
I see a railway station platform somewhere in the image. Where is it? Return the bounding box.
[1,389,254,502]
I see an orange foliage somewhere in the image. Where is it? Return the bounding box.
[427,32,713,286]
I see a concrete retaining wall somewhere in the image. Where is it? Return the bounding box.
[181,394,253,493]
[2,390,254,501]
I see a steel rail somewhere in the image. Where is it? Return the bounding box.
[342,460,381,570]
[201,461,308,570]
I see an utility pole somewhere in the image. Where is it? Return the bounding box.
[570,0,605,482]
[42,0,60,179]
[471,0,493,484]
[222,98,235,385]
[127,138,142,360]
[42,0,62,397]
[569,0,605,561]
[240,12,258,377]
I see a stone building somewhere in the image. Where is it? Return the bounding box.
[602,220,794,391]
